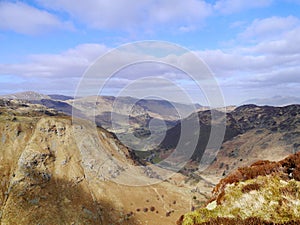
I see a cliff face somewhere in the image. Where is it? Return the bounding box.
[178,152,300,225]
[0,101,114,224]
[0,99,206,225]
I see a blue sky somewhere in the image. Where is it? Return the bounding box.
[0,0,300,105]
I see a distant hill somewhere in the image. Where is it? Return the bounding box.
[70,95,202,122]
[48,94,74,101]
[1,92,199,133]
[69,95,202,146]
[1,92,74,101]
[1,91,50,100]
[1,92,204,151]
[145,104,300,179]
[241,95,300,106]
[133,98,201,120]
[30,99,75,116]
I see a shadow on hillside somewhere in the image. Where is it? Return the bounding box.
[1,177,138,225]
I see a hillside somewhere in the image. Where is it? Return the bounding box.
[205,104,300,178]
[178,151,300,224]
[2,93,300,224]
[0,99,208,224]
[146,104,300,180]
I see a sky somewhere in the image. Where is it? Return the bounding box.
[0,0,300,105]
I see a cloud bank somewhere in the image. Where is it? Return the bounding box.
[0,1,299,104]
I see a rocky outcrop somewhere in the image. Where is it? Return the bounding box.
[0,99,206,225]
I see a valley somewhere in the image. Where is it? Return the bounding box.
[0,92,299,224]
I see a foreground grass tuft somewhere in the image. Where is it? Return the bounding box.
[181,175,300,225]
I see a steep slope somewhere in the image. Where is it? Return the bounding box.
[151,104,300,180]
[205,104,300,178]
[0,99,207,224]
[157,109,240,162]
[0,100,116,224]
[30,99,75,116]
[178,151,300,225]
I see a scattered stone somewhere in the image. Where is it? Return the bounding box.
[28,198,39,205]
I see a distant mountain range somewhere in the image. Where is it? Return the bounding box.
[0,92,202,119]
[241,95,300,106]
[1,91,73,101]
[0,91,204,151]
[3,91,300,107]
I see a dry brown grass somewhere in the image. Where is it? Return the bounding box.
[178,152,300,225]
[178,216,300,225]
[212,152,300,200]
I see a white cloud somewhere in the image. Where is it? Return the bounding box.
[0,43,109,78]
[1,10,300,103]
[198,49,270,75]
[0,42,198,86]
[240,16,300,40]
[195,15,300,102]
[0,41,220,103]
[36,0,212,32]
[0,1,73,35]
[198,44,300,78]
[253,27,300,55]
[198,15,300,70]
[214,0,273,14]
[0,43,110,95]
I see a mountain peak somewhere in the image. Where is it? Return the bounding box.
[1,91,50,101]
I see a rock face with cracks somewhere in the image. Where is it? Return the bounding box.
[0,99,206,225]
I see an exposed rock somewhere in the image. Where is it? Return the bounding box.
[0,99,206,225]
